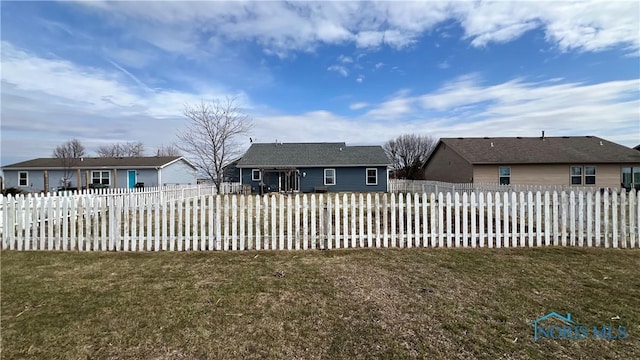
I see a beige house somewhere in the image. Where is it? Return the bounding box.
[423,136,640,190]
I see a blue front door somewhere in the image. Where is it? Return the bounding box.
[128,170,136,188]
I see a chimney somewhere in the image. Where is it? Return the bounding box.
[541,130,545,139]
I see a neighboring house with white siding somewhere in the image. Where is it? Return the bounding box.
[1,156,197,192]
[423,136,640,191]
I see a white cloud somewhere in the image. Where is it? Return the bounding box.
[349,102,369,110]
[365,90,415,120]
[337,54,353,63]
[0,42,241,164]
[258,74,638,148]
[74,1,639,57]
[327,64,348,77]
[356,75,365,83]
[437,61,450,69]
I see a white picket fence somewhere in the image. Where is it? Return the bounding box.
[1,190,638,251]
[54,183,243,197]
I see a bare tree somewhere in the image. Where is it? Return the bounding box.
[177,97,252,192]
[155,143,182,157]
[383,134,438,179]
[96,141,145,157]
[52,139,86,187]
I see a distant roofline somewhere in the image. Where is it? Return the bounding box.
[1,156,196,170]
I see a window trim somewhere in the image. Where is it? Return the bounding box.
[366,168,378,186]
[91,170,111,186]
[498,166,511,185]
[584,166,596,185]
[622,166,640,190]
[570,166,583,185]
[251,169,261,181]
[18,171,29,187]
[324,168,336,186]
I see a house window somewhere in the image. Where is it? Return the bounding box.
[366,168,378,185]
[498,166,510,185]
[622,167,640,191]
[19,171,28,187]
[570,166,583,185]
[251,169,261,181]
[585,166,596,185]
[92,171,110,185]
[324,169,336,186]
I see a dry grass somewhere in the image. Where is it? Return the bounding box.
[1,248,639,359]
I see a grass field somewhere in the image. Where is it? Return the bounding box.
[1,248,639,359]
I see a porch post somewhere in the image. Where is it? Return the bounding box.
[43,170,49,193]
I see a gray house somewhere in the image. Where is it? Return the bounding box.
[2,156,197,192]
[236,142,390,193]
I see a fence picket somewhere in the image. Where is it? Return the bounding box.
[279,195,285,250]
[367,194,373,248]
[630,190,637,248]
[603,191,609,248]
[578,191,584,247]
[287,195,293,250]
[391,193,398,247]
[377,193,383,248]
[502,193,509,248]
[310,195,316,250]
[543,192,550,246]
[494,192,500,248]
[612,190,618,248]
[301,195,308,250]
[486,193,492,249]
[295,195,301,250]
[358,194,365,248]
[470,193,477,248]
[478,192,484,248]
[454,193,460,248]
[620,191,627,249]
[406,193,412,248]
[326,195,332,250]
[383,193,390,248]
[535,192,542,247]
[343,194,349,248]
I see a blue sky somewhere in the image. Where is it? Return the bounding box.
[1,0,639,166]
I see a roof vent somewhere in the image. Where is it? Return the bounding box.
[490,142,494,147]
[516,136,522,139]
[599,141,603,146]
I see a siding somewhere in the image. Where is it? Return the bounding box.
[3,162,196,192]
[160,160,197,186]
[423,143,474,182]
[473,163,635,189]
[241,166,388,193]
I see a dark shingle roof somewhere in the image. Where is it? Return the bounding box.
[236,142,390,168]
[437,136,640,164]
[2,156,190,169]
